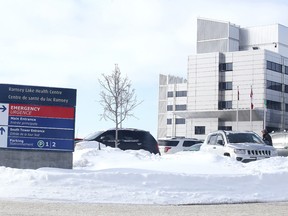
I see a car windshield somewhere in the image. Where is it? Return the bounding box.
[226,132,264,144]
[83,131,104,141]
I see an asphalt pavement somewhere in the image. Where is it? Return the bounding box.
[0,200,288,216]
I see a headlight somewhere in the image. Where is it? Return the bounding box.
[234,149,246,154]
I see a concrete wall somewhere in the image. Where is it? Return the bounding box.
[0,148,73,169]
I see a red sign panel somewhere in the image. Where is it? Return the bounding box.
[9,104,75,119]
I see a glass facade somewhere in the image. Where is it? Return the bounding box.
[218,101,232,110]
[219,63,233,72]
[267,61,282,73]
[267,100,281,111]
[219,82,232,90]
[267,80,282,92]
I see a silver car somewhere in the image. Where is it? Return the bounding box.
[158,138,203,154]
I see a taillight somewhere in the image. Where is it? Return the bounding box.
[164,146,171,153]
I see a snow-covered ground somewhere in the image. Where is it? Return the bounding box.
[1,142,288,205]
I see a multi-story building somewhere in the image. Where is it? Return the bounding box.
[158,18,288,140]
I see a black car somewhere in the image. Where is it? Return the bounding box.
[82,128,160,154]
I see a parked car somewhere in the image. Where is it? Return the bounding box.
[270,131,288,156]
[158,138,203,154]
[77,128,160,154]
[200,130,278,162]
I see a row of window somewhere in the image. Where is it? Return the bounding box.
[166,121,206,134]
[167,104,187,111]
[219,80,288,96]
[267,80,282,92]
[218,101,232,110]
[266,61,288,74]
[165,125,233,135]
[219,63,233,72]
[167,91,187,98]
[219,61,288,74]
[168,96,286,111]
[219,82,232,90]
[167,118,185,124]
[218,99,285,111]
[267,61,282,73]
[168,100,288,111]
[267,80,288,93]
[168,99,286,111]
[195,126,232,134]
[268,100,281,111]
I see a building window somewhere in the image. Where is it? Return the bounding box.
[285,85,288,93]
[267,61,282,73]
[285,66,288,75]
[168,91,187,97]
[167,91,173,97]
[218,126,232,131]
[218,101,232,110]
[267,80,282,92]
[167,119,172,125]
[175,118,185,124]
[219,82,232,90]
[167,105,173,111]
[175,91,187,97]
[286,104,288,112]
[195,126,205,134]
[175,104,187,111]
[267,100,281,111]
[219,63,233,72]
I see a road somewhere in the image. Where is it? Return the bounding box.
[0,201,288,216]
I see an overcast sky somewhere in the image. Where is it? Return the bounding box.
[1,0,288,138]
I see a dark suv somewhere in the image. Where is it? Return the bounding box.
[82,128,160,154]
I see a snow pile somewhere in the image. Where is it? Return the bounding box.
[1,143,288,204]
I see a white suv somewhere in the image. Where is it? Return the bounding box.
[200,130,278,162]
[158,138,203,154]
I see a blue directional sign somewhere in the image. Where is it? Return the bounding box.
[0,84,76,151]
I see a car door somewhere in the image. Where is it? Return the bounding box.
[96,130,116,147]
[214,133,225,155]
[118,130,142,150]
[205,133,225,155]
[204,133,218,152]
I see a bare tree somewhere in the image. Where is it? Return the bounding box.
[98,64,142,147]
